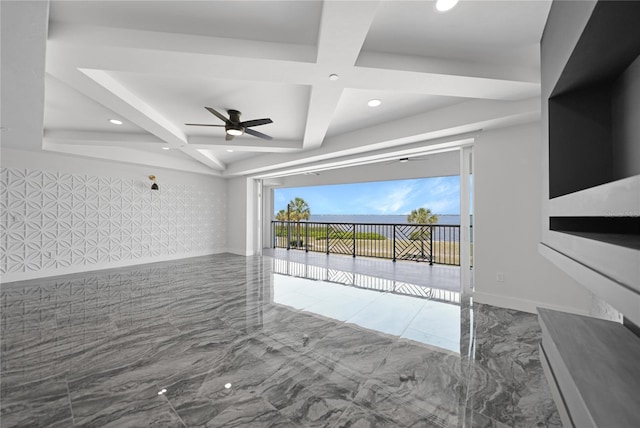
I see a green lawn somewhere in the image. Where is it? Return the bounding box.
[275,237,472,266]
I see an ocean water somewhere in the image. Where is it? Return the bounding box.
[308,214,466,225]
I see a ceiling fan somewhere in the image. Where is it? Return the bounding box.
[185,107,273,141]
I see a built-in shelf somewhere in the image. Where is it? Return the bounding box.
[557,232,639,250]
[539,241,640,327]
[538,308,640,428]
[548,1,640,199]
[548,175,640,218]
[543,231,640,297]
[541,2,640,422]
[543,0,640,300]
[550,217,640,250]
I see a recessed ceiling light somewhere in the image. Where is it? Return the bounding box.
[109,119,123,125]
[157,388,167,395]
[226,149,234,152]
[162,147,170,150]
[329,74,339,81]
[436,0,459,12]
[368,99,381,107]
[224,383,232,389]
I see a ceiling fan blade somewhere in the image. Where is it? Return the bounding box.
[240,118,272,128]
[205,107,230,124]
[184,123,225,127]
[225,133,234,141]
[245,128,273,141]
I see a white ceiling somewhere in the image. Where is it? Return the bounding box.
[4,0,552,178]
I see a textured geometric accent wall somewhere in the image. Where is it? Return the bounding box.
[0,168,226,279]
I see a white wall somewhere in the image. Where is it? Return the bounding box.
[226,176,259,256]
[0,148,227,282]
[473,123,595,315]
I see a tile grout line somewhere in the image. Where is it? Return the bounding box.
[65,377,76,426]
[395,297,431,339]
[341,290,389,327]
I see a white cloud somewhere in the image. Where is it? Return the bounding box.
[423,199,458,214]
[275,176,461,216]
[361,183,416,214]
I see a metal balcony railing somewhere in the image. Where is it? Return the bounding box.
[271,221,467,266]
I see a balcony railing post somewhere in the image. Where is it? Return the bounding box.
[353,223,356,257]
[458,225,461,266]
[429,225,434,265]
[305,222,309,253]
[326,223,330,255]
[392,225,396,262]
[420,226,424,260]
[286,221,290,251]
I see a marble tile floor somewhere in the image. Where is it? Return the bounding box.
[263,248,462,292]
[1,253,560,427]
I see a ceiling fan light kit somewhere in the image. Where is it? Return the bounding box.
[185,107,273,141]
[226,126,244,136]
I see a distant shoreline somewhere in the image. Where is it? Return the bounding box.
[310,213,460,217]
[306,214,469,225]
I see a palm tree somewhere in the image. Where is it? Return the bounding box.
[407,207,438,225]
[275,209,288,221]
[288,197,311,222]
[407,207,438,260]
[288,197,310,246]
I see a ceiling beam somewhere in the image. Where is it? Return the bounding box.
[224,97,540,177]
[251,134,474,180]
[42,6,545,175]
[187,136,302,152]
[46,46,226,170]
[356,51,541,84]
[315,1,381,66]
[301,1,382,150]
[48,23,317,64]
[42,141,221,176]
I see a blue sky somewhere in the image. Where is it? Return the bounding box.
[274,176,461,216]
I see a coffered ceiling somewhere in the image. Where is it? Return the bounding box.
[2,0,551,178]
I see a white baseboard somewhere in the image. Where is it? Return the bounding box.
[1,248,226,284]
[226,247,256,256]
[473,290,591,316]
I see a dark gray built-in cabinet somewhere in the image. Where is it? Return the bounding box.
[539,1,640,427]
